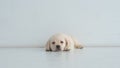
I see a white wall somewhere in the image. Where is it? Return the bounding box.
[0,0,120,47]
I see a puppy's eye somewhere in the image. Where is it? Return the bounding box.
[60,41,64,43]
[52,42,55,44]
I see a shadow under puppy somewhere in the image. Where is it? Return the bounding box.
[45,33,84,52]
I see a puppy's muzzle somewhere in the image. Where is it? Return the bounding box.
[56,45,60,50]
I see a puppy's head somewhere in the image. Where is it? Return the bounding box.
[45,35,70,52]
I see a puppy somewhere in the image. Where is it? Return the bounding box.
[45,33,83,52]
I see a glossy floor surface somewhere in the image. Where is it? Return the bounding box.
[0,47,120,68]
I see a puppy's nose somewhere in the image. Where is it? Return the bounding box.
[56,45,60,49]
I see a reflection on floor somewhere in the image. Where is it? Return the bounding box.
[0,47,120,68]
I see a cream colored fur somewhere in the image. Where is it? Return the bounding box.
[45,33,83,51]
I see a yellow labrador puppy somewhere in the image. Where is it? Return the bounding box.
[45,33,83,51]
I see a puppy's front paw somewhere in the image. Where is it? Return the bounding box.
[64,49,70,51]
[46,49,52,51]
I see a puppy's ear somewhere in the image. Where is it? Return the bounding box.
[64,38,71,51]
[45,40,52,51]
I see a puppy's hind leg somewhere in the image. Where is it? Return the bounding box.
[71,36,84,49]
[75,44,83,49]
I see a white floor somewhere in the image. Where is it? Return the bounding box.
[0,47,120,68]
